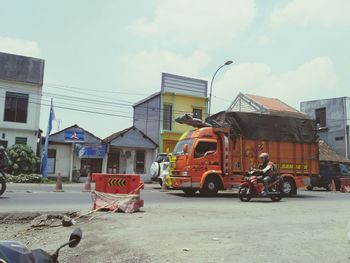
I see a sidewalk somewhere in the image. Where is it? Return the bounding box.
[5,182,158,193]
[5,182,95,193]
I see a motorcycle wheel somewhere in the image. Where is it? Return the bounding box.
[0,171,6,196]
[238,186,251,202]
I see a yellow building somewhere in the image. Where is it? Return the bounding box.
[133,73,208,153]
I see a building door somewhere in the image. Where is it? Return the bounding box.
[80,158,102,177]
[107,150,120,174]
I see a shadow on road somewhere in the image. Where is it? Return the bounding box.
[167,192,323,200]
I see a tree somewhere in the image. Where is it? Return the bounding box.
[6,144,40,175]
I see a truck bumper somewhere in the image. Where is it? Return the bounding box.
[170,176,193,188]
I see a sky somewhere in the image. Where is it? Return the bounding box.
[0,0,349,138]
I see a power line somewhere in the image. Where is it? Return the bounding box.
[0,84,207,115]
[44,82,149,96]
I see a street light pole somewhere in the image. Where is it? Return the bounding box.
[208,60,233,116]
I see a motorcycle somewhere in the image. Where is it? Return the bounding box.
[0,228,82,263]
[0,146,8,196]
[238,170,283,202]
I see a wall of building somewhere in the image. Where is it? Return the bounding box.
[48,144,72,178]
[301,97,348,158]
[107,147,156,181]
[161,92,207,152]
[133,95,161,145]
[0,80,42,152]
[0,130,38,152]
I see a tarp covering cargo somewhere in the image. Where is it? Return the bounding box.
[207,111,317,143]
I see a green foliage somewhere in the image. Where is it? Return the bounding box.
[6,144,40,175]
[6,173,49,183]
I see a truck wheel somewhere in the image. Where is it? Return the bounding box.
[200,176,219,197]
[282,178,296,196]
[182,188,197,196]
[0,172,6,196]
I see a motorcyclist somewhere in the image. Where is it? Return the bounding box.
[256,152,278,195]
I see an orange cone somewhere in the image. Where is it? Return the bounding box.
[83,173,91,192]
[54,172,64,192]
[331,179,336,192]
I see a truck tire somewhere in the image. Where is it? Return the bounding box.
[182,188,197,196]
[200,175,219,197]
[0,171,6,196]
[282,177,296,196]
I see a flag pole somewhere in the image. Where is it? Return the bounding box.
[42,98,55,177]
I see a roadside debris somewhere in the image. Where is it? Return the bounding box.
[91,191,143,214]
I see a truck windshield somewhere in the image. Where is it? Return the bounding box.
[172,139,194,156]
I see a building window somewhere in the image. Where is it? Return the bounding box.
[335,136,344,141]
[47,149,56,174]
[107,150,120,174]
[163,104,172,130]
[0,140,8,148]
[15,137,27,145]
[315,108,326,128]
[4,92,29,123]
[135,150,145,174]
[193,108,202,120]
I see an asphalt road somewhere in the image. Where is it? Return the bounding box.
[1,183,350,213]
[1,183,350,263]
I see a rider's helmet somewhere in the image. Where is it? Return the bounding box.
[259,152,269,163]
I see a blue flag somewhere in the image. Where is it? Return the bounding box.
[41,99,55,177]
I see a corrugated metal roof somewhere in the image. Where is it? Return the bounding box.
[103,126,158,148]
[161,72,207,98]
[319,140,350,163]
[133,92,160,107]
[245,94,300,113]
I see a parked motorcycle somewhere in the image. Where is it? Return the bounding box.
[0,228,82,263]
[238,170,283,202]
[0,146,8,196]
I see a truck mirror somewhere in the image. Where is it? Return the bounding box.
[183,144,188,154]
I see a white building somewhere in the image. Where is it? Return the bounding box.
[104,126,158,181]
[48,124,105,181]
[0,52,45,153]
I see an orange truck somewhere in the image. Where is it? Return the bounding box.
[169,111,319,196]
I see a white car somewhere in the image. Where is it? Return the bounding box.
[150,154,169,186]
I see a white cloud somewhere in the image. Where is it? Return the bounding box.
[129,0,257,48]
[213,56,338,111]
[271,0,350,26]
[0,37,40,57]
[119,49,210,93]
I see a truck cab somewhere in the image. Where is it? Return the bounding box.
[170,127,233,196]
